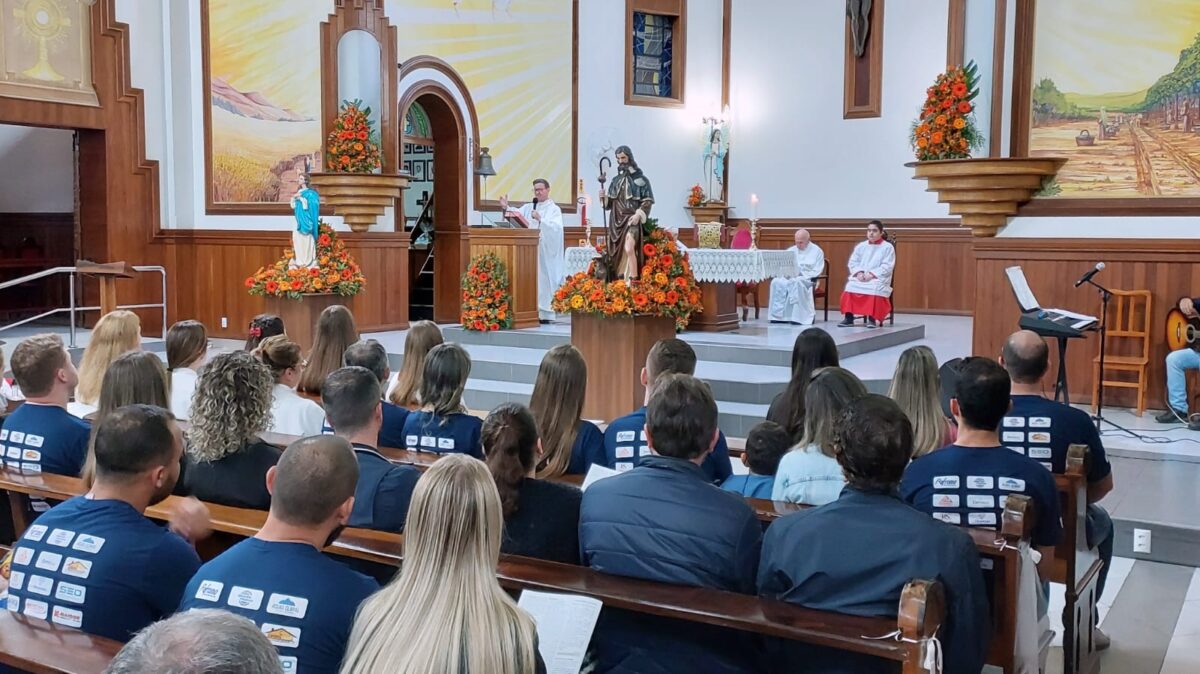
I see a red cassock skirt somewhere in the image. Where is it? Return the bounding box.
[840,291,892,322]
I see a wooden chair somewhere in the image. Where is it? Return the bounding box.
[812,259,830,322]
[729,228,759,321]
[1090,289,1152,416]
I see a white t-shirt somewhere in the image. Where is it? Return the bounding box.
[267,383,326,437]
[170,368,199,421]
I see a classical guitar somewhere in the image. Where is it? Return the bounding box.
[1166,298,1200,352]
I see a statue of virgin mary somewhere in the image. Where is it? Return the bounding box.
[290,173,320,268]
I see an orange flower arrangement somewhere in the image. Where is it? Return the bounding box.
[245,222,366,298]
[910,61,982,161]
[326,99,382,173]
[460,252,513,332]
[687,183,706,207]
[552,222,702,330]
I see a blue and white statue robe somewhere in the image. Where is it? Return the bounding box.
[291,187,320,268]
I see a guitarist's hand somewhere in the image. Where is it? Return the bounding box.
[1181,297,1198,318]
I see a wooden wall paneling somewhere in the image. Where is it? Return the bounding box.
[972,238,1200,409]
[989,0,1009,157]
[843,0,884,119]
[947,0,966,66]
[0,213,75,318]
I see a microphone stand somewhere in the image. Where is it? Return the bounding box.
[1084,277,1138,437]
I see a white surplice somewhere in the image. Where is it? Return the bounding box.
[769,242,826,324]
[844,239,895,297]
[519,200,565,321]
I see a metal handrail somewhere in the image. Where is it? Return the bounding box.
[0,265,167,349]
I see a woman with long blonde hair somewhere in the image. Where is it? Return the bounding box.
[387,320,443,409]
[887,345,953,456]
[529,344,604,478]
[182,350,281,510]
[297,305,358,395]
[339,454,543,674]
[74,309,141,412]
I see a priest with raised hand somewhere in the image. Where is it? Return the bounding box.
[768,228,825,325]
[838,219,895,329]
[502,178,564,324]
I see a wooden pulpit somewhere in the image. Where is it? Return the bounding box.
[572,313,676,422]
[467,228,540,329]
[75,260,134,316]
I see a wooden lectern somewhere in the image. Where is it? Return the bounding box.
[468,228,540,329]
[75,260,134,316]
[572,313,676,422]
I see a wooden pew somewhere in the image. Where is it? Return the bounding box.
[1050,444,1102,674]
[0,471,944,674]
[0,611,121,674]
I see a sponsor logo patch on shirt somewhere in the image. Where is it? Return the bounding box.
[61,558,92,579]
[932,494,959,508]
[967,495,995,509]
[1029,417,1052,428]
[21,463,42,474]
[24,435,43,448]
[8,432,24,444]
[195,580,223,602]
[5,447,17,459]
[998,477,1026,492]
[1002,417,1026,428]
[20,449,40,462]
[5,596,17,613]
[24,525,47,542]
[267,594,309,619]
[615,462,633,472]
[1028,432,1051,444]
[23,599,48,620]
[966,475,994,490]
[615,430,635,442]
[54,582,86,605]
[71,535,105,554]
[1028,447,1052,459]
[51,606,83,629]
[932,475,960,489]
[968,512,998,526]
[614,446,633,459]
[34,551,62,573]
[279,657,297,673]
[26,575,54,596]
[405,435,418,448]
[638,445,652,457]
[1007,446,1026,454]
[262,624,301,648]
[227,586,264,611]
[419,436,436,448]
[8,571,24,591]
[1001,431,1025,443]
[980,558,994,571]
[437,437,455,450]
[46,529,75,548]
[932,512,961,524]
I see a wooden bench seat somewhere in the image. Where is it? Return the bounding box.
[0,611,121,674]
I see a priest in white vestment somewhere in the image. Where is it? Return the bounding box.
[768,229,825,325]
[501,178,564,323]
[838,220,895,328]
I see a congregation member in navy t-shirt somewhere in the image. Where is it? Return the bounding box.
[759,395,989,674]
[721,421,789,499]
[323,366,421,533]
[902,357,1062,555]
[581,374,762,673]
[401,343,483,459]
[180,435,379,674]
[1001,329,1115,649]
[342,339,408,449]
[1,334,90,481]
[602,338,733,484]
[7,405,209,641]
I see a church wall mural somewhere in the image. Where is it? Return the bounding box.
[203,0,574,211]
[0,0,98,107]
[1027,0,1200,198]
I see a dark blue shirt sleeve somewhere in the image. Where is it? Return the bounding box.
[941,533,991,674]
[1032,471,1063,548]
[145,534,202,619]
[68,425,90,476]
[701,433,734,484]
[1080,419,1111,483]
[570,423,607,475]
[377,466,421,532]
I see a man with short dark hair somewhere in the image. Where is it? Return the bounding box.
[901,357,1062,553]
[759,395,989,674]
[6,405,209,641]
[322,366,420,533]
[1000,329,1114,649]
[581,373,762,673]
[2,334,90,483]
[179,435,379,674]
[501,177,564,323]
[602,338,733,483]
[342,339,408,448]
[107,609,285,674]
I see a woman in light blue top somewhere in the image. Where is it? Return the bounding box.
[772,367,868,505]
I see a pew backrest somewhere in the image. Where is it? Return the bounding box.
[0,610,120,674]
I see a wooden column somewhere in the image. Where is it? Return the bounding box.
[844,0,884,119]
[467,229,540,329]
[572,314,676,422]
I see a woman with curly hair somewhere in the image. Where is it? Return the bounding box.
[182,350,281,510]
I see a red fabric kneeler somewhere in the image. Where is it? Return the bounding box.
[840,291,892,322]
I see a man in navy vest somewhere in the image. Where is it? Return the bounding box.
[602,338,732,484]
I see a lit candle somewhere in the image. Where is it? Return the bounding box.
[750,193,759,221]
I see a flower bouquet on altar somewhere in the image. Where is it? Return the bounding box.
[245,222,366,298]
[553,222,702,330]
[909,61,984,161]
[460,252,513,332]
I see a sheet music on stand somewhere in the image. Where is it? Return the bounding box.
[1005,266,1098,330]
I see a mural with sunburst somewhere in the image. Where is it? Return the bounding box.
[0,0,98,106]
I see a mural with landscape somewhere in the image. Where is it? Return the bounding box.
[1030,0,1200,197]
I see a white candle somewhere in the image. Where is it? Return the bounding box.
[750,193,759,220]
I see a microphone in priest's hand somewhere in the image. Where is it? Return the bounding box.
[1074,262,1105,288]
[531,197,539,210]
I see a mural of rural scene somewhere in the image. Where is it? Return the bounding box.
[206,0,326,205]
[1030,0,1200,197]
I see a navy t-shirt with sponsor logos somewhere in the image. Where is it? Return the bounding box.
[602,407,733,485]
[6,496,200,642]
[900,444,1063,548]
[180,537,379,674]
[0,403,90,477]
[400,411,483,459]
[1006,395,1112,483]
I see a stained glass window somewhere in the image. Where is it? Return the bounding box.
[632,12,675,98]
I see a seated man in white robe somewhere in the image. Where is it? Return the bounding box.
[501,178,564,323]
[768,229,825,325]
[838,219,895,328]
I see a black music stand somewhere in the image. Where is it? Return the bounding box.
[1005,266,1084,404]
[1081,277,1138,437]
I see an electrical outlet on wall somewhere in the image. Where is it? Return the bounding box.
[1133,528,1152,554]
[221,317,228,329]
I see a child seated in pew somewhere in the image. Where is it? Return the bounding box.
[772,367,867,506]
[256,335,326,438]
[482,403,581,564]
[244,314,285,352]
[758,395,990,674]
[179,435,379,674]
[721,420,789,499]
[165,320,208,421]
[343,339,408,449]
[400,343,483,459]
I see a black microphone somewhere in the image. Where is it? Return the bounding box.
[1074,262,1105,287]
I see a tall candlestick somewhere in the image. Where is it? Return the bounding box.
[750,193,759,221]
